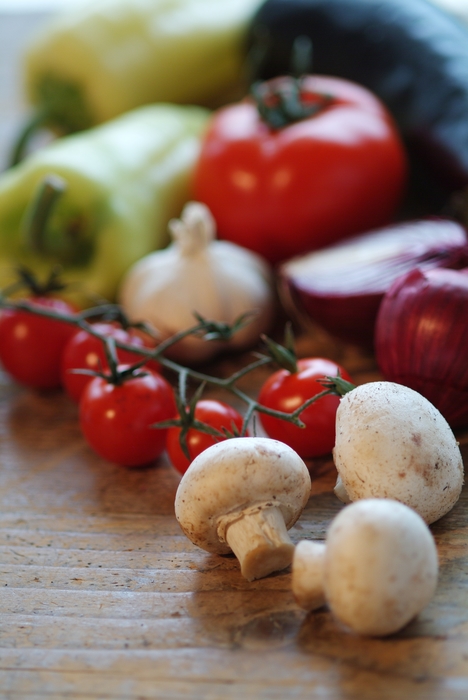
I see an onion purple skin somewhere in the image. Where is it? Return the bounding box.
[278,218,468,349]
[375,267,468,428]
[279,276,382,348]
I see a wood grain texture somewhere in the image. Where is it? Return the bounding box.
[1,9,468,700]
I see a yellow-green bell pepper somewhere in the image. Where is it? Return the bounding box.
[0,103,209,304]
[18,0,261,143]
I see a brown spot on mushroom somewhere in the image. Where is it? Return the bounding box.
[411,432,422,446]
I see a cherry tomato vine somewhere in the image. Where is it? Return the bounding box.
[0,277,356,463]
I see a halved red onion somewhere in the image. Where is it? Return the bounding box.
[375,266,468,428]
[278,218,468,347]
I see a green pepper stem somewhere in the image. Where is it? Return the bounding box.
[22,174,67,254]
[8,109,51,169]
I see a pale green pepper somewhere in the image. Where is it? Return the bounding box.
[0,103,209,304]
[12,0,261,164]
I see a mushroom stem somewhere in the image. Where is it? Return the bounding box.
[219,503,295,581]
[291,540,327,610]
[174,438,311,581]
[334,475,351,504]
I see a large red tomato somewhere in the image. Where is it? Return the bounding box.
[258,357,353,458]
[193,75,407,264]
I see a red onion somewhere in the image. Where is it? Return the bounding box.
[278,218,468,347]
[375,266,468,427]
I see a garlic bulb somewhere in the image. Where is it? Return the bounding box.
[119,202,275,363]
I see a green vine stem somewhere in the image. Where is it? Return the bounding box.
[0,292,355,438]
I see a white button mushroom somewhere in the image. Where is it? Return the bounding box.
[333,381,464,524]
[174,437,311,581]
[292,499,439,636]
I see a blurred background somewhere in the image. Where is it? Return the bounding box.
[0,0,467,170]
[0,0,467,18]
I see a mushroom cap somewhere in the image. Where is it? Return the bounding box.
[324,499,438,636]
[174,436,311,554]
[333,381,464,524]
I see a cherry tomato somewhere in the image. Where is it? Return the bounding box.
[0,297,77,390]
[167,399,246,475]
[258,357,353,458]
[79,365,176,467]
[61,322,161,403]
[193,75,407,264]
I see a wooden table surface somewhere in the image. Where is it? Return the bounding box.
[1,8,468,700]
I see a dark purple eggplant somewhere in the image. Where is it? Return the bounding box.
[248,0,468,196]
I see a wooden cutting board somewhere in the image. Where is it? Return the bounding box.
[1,9,468,700]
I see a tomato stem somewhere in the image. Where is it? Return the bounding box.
[261,323,298,373]
[2,266,68,298]
[290,35,313,80]
[251,77,333,130]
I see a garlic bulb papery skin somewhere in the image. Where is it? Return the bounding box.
[119,202,276,363]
